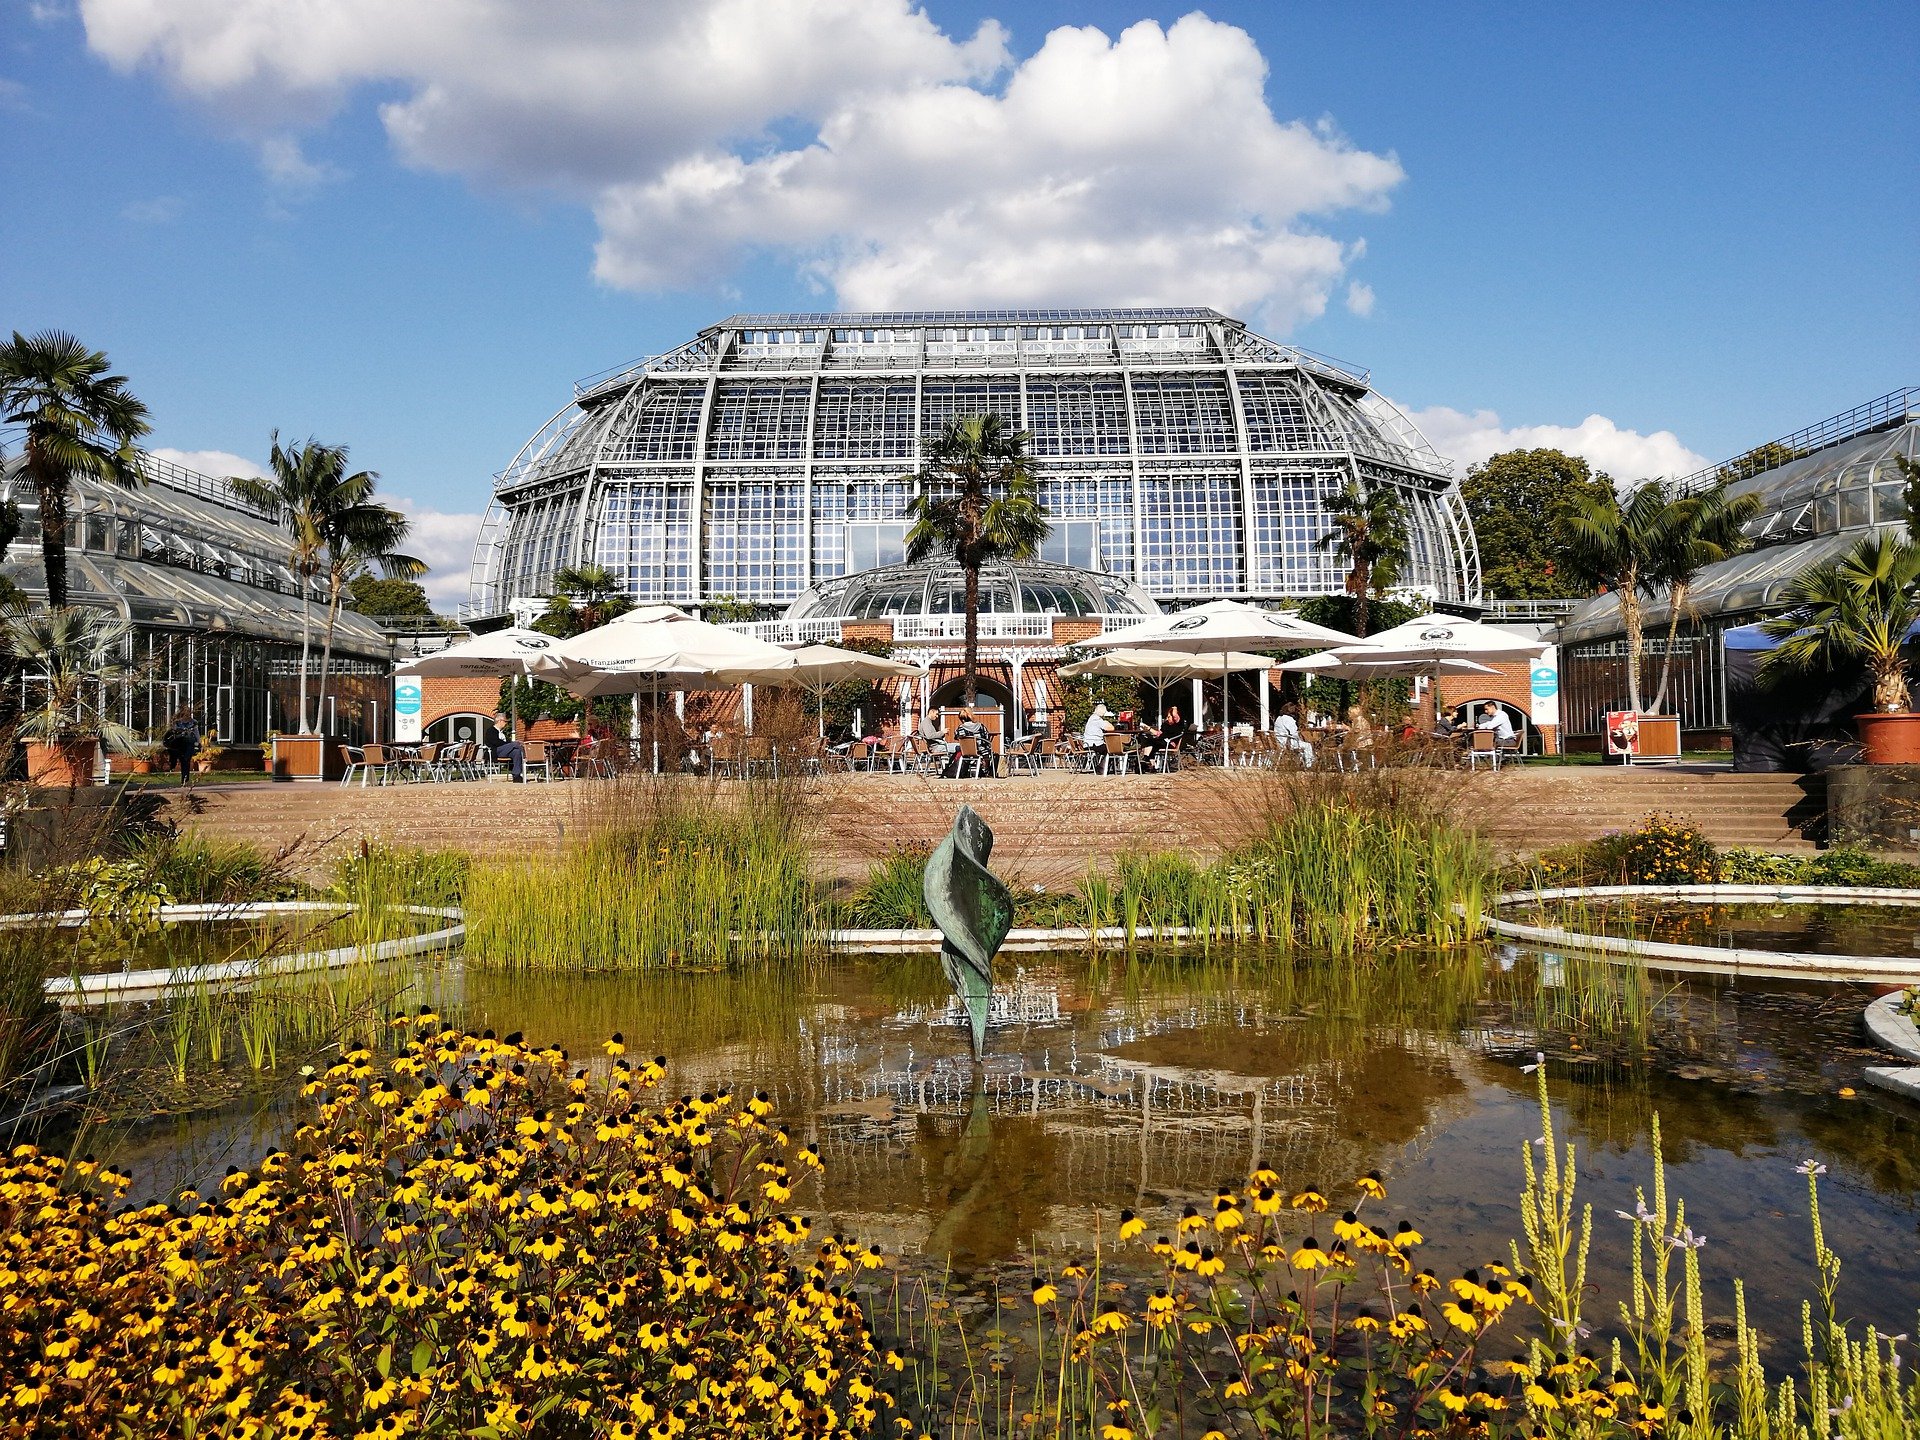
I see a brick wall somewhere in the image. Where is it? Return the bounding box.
[1437,659,1559,754]
[422,676,504,730]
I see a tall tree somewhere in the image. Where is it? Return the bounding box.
[231,435,408,733]
[317,528,424,735]
[1459,449,1618,598]
[0,330,151,609]
[348,575,434,619]
[903,413,1050,705]
[1646,483,1760,712]
[1315,479,1409,638]
[1561,480,1691,712]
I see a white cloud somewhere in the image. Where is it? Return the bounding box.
[78,2,1401,329]
[122,193,183,223]
[258,135,346,196]
[1402,404,1713,485]
[388,497,484,609]
[149,446,269,480]
[1344,281,1375,317]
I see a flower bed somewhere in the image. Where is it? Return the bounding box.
[0,1022,882,1437]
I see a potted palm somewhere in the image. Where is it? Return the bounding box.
[1761,531,1920,763]
[1,607,139,786]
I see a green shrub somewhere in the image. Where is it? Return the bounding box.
[848,843,934,928]
[1718,846,1808,884]
[1801,845,1920,889]
[123,832,301,904]
[1582,812,1718,885]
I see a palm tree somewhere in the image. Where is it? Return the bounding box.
[1760,531,1920,713]
[0,605,140,754]
[1315,479,1409,638]
[316,531,424,737]
[0,331,151,609]
[1646,482,1760,713]
[1561,480,1691,713]
[540,564,634,636]
[903,413,1050,706]
[230,435,406,733]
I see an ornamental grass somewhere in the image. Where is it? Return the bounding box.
[0,1021,884,1439]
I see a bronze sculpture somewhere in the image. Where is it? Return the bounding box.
[922,805,1013,1059]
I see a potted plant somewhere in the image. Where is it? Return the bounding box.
[193,732,221,774]
[0,606,139,786]
[1761,531,1920,763]
[131,740,164,776]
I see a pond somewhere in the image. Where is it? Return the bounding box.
[1515,898,1920,958]
[112,942,1920,1346]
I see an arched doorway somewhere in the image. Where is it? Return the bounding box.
[1448,698,1533,754]
[426,713,505,749]
[928,675,1015,748]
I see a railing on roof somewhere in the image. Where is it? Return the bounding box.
[1675,386,1919,493]
[138,452,279,521]
[1483,598,1583,622]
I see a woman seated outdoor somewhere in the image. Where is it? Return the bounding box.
[945,714,993,777]
[1140,702,1190,770]
[1080,703,1115,751]
[1341,705,1374,767]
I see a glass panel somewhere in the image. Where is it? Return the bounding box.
[1839,487,1872,531]
[705,382,811,461]
[1130,375,1236,454]
[1875,483,1908,525]
[1026,379,1129,457]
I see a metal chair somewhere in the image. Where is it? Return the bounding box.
[337,745,365,787]
[1100,732,1137,776]
[355,743,394,787]
[952,736,990,779]
[522,740,554,782]
[1466,729,1500,771]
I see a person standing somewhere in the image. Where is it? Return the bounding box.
[162,704,202,788]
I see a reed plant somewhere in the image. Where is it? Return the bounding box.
[875,1065,1917,1440]
[465,769,823,970]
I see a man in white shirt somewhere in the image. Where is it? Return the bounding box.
[1476,703,1516,745]
[1081,703,1115,749]
[1272,701,1314,765]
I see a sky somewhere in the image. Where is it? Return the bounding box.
[2,0,1914,606]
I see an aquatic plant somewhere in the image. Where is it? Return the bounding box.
[465,771,821,970]
[0,1026,884,1438]
[849,842,936,929]
[121,831,304,905]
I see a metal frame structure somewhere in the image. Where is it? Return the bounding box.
[468,308,1481,618]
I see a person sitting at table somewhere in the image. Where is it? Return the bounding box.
[947,714,992,777]
[919,708,958,767]
[1081,703,1115,750]
[1476,702,1517,745]
[1341,705,1374,769]
[1433,710,1459,741]
[1142,702,1189,770]
[1273,700,1314,766]
[495,736,528,781]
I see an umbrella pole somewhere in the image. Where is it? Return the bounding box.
[652,680,661,775]
[1221,650,1231,768]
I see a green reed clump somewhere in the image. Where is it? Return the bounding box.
[848,842,936,928]
[465,771,821,970]
[1241,798,1490,955]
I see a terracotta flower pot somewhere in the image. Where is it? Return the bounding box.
[25,737,100,787]
[1855,712,1920,764]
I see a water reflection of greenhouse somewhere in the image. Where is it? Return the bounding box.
[643,973,1472,1259]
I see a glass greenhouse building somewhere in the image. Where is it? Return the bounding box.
[466,308,1481,617]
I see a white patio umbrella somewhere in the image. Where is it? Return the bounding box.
[1059,647,1276,723]
[1276,653,1499,680]
[1070,601,1362,763]
[715,644,922,736]
[394,626,559,740]
[1314,614,1547,724]
[529,606,795,770]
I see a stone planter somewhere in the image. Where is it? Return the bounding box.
[24,737,100,788]
[1857,713,1920,765]
[269,733,345,783]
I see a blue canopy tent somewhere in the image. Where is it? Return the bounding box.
[1722,621,1911,772]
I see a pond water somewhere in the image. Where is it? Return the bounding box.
[47,909,443,975]
[1516,899,1920,957]
[112,942,1920,1346]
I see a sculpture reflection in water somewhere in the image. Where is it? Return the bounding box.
[922,806,1014,1061]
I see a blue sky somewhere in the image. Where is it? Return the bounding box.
[2,1,1914,602]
